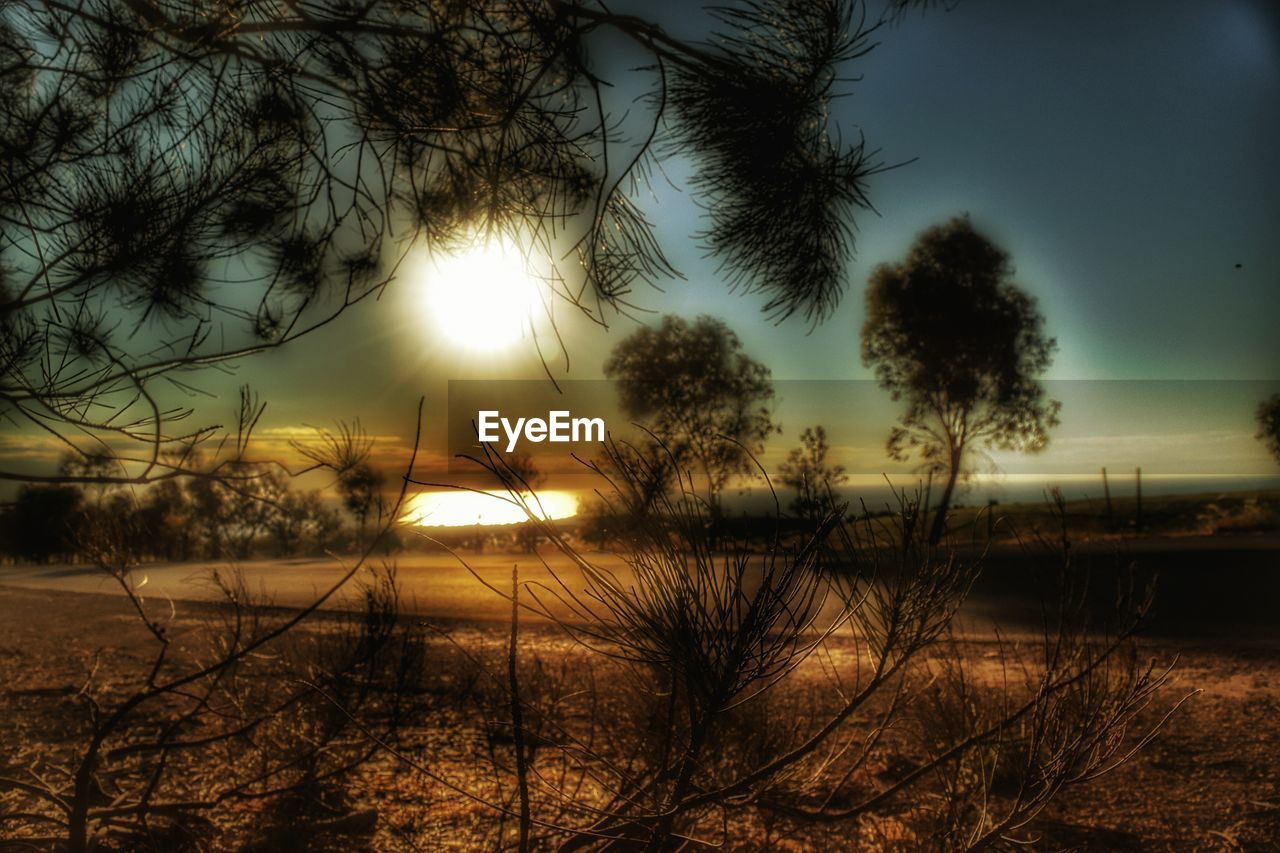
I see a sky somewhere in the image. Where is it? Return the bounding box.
[4,0,1279,496]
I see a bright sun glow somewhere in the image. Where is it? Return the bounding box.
[400,490,578,528]
[422,237,539,351]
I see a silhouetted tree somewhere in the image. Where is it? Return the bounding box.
[2,0,886,489]
[0,485,83,562]
[219,463,290,558]
[57,453,121,501]
[339,463,387,546]
[604,315,777,519]
[504,453,546,492]
[0,453,360,563]
[135,479,196,561]
[862,217,1060,544]
[268,490,325,556]
[186,474,232,559]
[313,501,348,554]
[571,440,683,548]
[1258,394,1280,465]
[777,425,849,521]
[77,490,156,568]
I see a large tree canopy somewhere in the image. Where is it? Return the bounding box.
[0,0,885,485]
[604,314,776,512]
[861,216,1059,543]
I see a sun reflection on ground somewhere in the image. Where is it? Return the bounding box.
[400,490,578,528]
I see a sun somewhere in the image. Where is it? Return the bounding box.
[421,236,540,351]
[400,490,578,528]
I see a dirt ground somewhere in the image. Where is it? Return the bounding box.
[1,573,1278,850]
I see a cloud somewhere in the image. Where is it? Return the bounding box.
[0,433,74,465]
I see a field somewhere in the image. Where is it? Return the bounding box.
[2,528,1278,849]
[945,489,1280,542]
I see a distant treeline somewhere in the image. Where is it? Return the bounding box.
[0,464,387,564]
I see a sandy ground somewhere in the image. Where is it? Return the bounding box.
[3,535,1277,631]
[0,551,622,623]
[2,543,1278,849]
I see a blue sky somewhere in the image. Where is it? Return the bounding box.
[356,1,1280,482]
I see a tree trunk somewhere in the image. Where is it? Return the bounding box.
[928,451,961,546]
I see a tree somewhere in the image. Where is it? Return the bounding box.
[2,0,884,488]
[186,473,233,559]
[603,315,777,518]
[777,425,849,521]
[135,479,196,561]
[338,463,387,547]
[0,484,82,562]
[1258,394,1280,465]
[269,490,324,556]
[861,217,1060,544]
[504,453,546,493]
[220,463,290,558]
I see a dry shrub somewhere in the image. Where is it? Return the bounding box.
[0,555,423,851]
[384,443,1186,851]
[3,445,1187,851]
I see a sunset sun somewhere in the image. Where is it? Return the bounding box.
[400,489,578,528]
[422,236,540,351]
